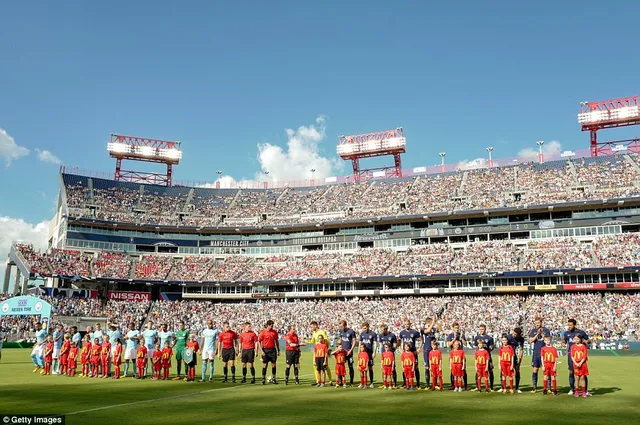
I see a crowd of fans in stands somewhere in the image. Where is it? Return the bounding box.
[14,244,51,276]
[593,233,640,267]
[144,293,639,343]
[62,155,640,227]
[11,233,639,281]
[48,249,91,277]
[0,293,150,341]
[134,256,174,281]
[92,252,132,279]
[2,292,637,346]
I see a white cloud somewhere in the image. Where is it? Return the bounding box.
[456,158,487,170]
[0,128,30,166]
[35,149,62,164]
[0,217,50,293]
[517,140,562,161]
[257,116,341,182]
[202,116,342,187]
[198,175,254,189]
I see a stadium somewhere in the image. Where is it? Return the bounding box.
[2,4,640,425]
[2,94,640,424]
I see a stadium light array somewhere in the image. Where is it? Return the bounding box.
[337,128,406,180]
[108,141,182,162]
[163,148,182,160]
[107,142,131,154]
[337,128,406,156]
[138,146,154,156]
[336,136,406,155]
[108,134,182,186]
[578,95,640,157]
[578,106,639,124]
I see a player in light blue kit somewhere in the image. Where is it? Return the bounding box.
[123,322,140,378]
[31,322,47,372]
[52,324,63,374]
[142,322,158,376]
[158,323,174,347]
[93,323,104,344]
[106,321,122,376]
[200,320,220,382]
[71,326,82,345]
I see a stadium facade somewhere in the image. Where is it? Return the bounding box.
[5,153,640,300]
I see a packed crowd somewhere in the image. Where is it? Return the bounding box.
[134,256,174,281]
[601,292,640,339]
[0,293,150,340]
[48,249,91,277]
[46,296,104,317]
[93,252,132,280]
[143,292,639,343]
[101,300,151,330]
[593,233,640,267]
[523,293,614,340]
[3,292,638,347]
[11,233,637,282]
[574,156,636,188]
[439,295,524,338]
[145,297,447,339]
[14,244,51,276]
[171,256,215,282]
[63,154,640,227]
[0,315,42,340]
[404,173,462,215]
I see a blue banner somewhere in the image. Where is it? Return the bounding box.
[0,296,53,328]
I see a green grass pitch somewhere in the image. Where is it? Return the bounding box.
[1,349,639,425]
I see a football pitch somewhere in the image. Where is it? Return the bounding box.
[1,349,639,425]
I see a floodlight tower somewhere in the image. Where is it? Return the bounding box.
[486,146,494,168]
[536,141,544,163]
[337,128,406,181]
[578,95,640,156]
[107,134,182,186]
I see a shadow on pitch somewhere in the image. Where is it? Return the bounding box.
[551,386,622,395]
[589,387,622,395]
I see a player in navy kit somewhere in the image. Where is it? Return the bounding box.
[473,324,495,391]
[528,318,551,393]
[359,322,378,388]
[378,324,398,388]
[446,323,468,390]
[563,318,590,396]
[420,317,437,390]
[398,320,421,388]
[338,320,357,386]
[507,327,525,393]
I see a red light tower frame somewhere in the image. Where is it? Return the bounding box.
[108,134,181,186]
[337,128,406,181]
[579,95,640,156]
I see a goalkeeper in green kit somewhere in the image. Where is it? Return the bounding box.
[172,322,189,380]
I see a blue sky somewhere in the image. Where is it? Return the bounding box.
[1,1,639,247]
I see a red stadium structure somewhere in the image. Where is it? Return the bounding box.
[337,128,406,181]
[107,134,182,186]
[578,95,640,156]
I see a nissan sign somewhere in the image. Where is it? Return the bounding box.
[108,291,151,302]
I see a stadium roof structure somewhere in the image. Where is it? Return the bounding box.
[337,128,406,181]
[578,95,640,156]
[107,133,182,186]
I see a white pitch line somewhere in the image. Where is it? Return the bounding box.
[66,387,240,415]
[66,374,314,416]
